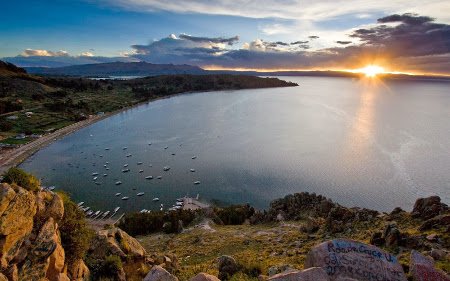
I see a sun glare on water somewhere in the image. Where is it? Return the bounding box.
[359,65,385,77]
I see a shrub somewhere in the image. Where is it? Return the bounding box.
[2,167,40,192]
[58,192,94,263]
[216,204,255,225]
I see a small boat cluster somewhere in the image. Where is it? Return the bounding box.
[77,202,121,220]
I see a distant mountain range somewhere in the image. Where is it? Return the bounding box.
[26,61,206,76]
[24,61,450,81]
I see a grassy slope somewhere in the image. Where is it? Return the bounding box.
[137,213,450,281]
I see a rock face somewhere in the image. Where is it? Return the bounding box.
[412,196,448,220]
[410,250,450,281]
[268,267,329,281]
[0,183,71,281]
[143,265,178,281]
[304,239,407,281]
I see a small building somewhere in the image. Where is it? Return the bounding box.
[15,133,26,140]
[25,112,33,117]
[6,115,18,120]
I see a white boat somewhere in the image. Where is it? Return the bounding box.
[77,202,85,207]
[86,210,93,216]
[121,197,129,200]
[148,164,153,167]
[139,170,144,173]
[93,176,98,180]
[163,166,170,171]
[140,209,147,213]
[126,154,132,157]
[152,198,160,202]
[105,148,110,150]
[137,162,143,165]
[104,165,107,167]
[48,186,56,191]
[115,181,122,185]
[93,210,100,217]
[122,169,130,173]
[164,146,168,149]
[192,156,197,159]
[106,162,109,164]
[103,174,107,177]
[83,207,90,212]
[148,143,152,145]
[145,176,153,179]
[194,181,201,185]
[123,164,128,167]
[101,211,110,218]
[92,172,99,176]
[190,169,195,172]
[95,182,101,185]
[106,167,110,170]
[137,192,145,196]
[176,201,183,206]
[115,193,121,196]
[113,207,120,213]
[171,153,175,156]
[157,176,162,179]
[123,147,127,150]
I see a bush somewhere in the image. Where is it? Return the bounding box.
[2,167,40,192]
[118,209,197,236]
[216,204,255,225]
[58,192,94,263]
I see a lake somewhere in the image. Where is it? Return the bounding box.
[20,76,450,213]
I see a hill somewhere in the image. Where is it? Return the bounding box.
[25,61,207,77]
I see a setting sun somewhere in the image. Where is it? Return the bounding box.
[359,65,385,77]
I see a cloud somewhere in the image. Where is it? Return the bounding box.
[349,13,450,57]
[178,34,239,45]
[3,49,136,67]
[98,0,450,23]
[291,41,309,45]
[3,14,449,74]
[21,49,70,57]
[336,41,353,45]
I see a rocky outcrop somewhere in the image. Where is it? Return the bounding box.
[143,265,178,281]
[89,227,146,259]
[412,196,448,220]
[0,183,70,281]
[67,259,89,281]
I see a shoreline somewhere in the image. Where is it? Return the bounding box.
[0,85,291,174]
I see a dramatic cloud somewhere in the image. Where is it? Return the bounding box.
[349,13,450,57]
[3,14,449,74]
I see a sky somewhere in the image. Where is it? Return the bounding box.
[1,0,450,74]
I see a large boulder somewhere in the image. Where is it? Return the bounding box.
[143,265,178,281]
[218,255,239,280]
[412,196,448,220]
[0,184,37,267]
[304,239,407,281]
[89,227,146,259]
[189,272,221,281]
[268,267,329,281]
[409,250,450,281]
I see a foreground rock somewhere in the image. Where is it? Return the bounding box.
[189,272,221,281]
[143,265,178,281]
[412,196,448,220]
[305,239,407,281]
[218,255,240,280]
[0,183,72,280]
[410,250,450,281]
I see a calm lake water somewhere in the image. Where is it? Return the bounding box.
[20,77,450,212]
